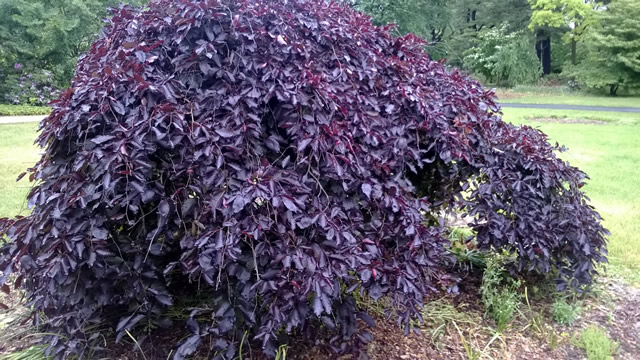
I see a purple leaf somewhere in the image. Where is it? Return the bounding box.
[361,183,372,198]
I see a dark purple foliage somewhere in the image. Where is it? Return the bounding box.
[0,0,607,358]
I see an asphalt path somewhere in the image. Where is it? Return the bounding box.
[0,115,47,124]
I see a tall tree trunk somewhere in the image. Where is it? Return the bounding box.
[536,32,552,75]
[571,39,577,65]
[609,84,619,96]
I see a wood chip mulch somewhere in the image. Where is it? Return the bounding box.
[1,276,639,359]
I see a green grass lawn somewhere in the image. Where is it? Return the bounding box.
[495,88,640,108]
[502,108,640,285]
[0,109,638,285]
[501,95,640,108]
[0,123,40,218]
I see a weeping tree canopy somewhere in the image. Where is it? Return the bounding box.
[0,0,608,358]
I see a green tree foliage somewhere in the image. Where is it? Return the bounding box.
[356,0,533,66]
[0,0,147,88]
[354,0,453,57]
[464,26,542,86]
[528,0,599,65]
[569,0,640,94]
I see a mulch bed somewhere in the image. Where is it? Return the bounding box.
[364,277,639,360]
[2,276,638,359]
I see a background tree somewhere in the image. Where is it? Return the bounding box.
[354,0,453,57]
[445,0,532,65]
[463,26,542,86]
[569,0,640,94]
[528,0,599,66]
[355,0,533,67]
[0,0,147,89]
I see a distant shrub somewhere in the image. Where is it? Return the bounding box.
[0,65,61,106]
[0,0,608,358]
[0,104,51,116]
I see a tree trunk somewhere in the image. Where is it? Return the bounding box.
[571,40,577,65]
[536,33,552,75]
[609,84,619,96]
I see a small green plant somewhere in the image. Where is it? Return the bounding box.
[552,298,581,325]
[524,273,558,301]
[452,321,481,360]
[449,226,475,241]
[275,344,288,360]
[125,330,148,360]
[452,321,501,360]
[522,287,545,336]
[549,331,559,350]
[522,287,563,351]
[574,325,618,360]
[0,345,49,360]
[480,255,521,332]
[419,297,475,345]
[448,227,486,272]
[236,331,248,360]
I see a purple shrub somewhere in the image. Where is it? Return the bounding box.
[0,0,607,358]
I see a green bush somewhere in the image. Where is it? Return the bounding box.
[0,104,50,116]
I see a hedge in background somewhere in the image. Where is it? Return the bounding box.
[0,0,608,358]
[0,105,51,116]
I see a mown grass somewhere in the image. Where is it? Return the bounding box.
[502,108,640,285]
[503,95,640,108]
[0,123,40,218]
[496,88,640,108]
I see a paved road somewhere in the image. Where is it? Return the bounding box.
[1,103,639,124]
[0,115,47,124]
[501,103,640,113]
